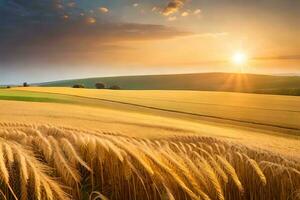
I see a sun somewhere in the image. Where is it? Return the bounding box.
[232,52,248,65]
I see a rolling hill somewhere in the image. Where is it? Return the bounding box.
[39,72,300,95]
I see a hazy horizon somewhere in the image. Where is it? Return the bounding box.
[2,70,300,86]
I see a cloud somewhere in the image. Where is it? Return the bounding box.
[99,7,109,13]
[67,2,76,8]
[162,0,186,16]
[194,9,201,15]
[181,11,189,17]
[196,32,229,38]
[254,55,300,60]
[0,22,191,57]
[86,17,96,24]
[152,7,158,12]
[168,16,177,21]
[0,0,192,65]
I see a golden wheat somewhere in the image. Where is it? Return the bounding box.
[0,123,299,200]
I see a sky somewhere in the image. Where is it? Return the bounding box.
[1,0,300,84]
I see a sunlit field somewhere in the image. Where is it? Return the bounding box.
[0,87,299,199]
[15,87,300,133]
[0,123,299,200]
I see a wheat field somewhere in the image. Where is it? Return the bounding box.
[0,122,299,200]
[14,87,300,133]
[1,88,300,199]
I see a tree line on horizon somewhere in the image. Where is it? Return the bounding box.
[3,81,300,96]
[3,82,121,90]
[73,82,121,90]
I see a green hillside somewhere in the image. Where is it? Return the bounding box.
[39,72,300,95]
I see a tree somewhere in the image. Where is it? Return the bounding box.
[95,82,105,89]
[109,85,121,90]
[73,84,85,88]
[23,82,29,87]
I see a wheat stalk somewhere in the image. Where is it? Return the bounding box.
[0,123,299,200]
[217,155,244,193]
[243,154,267,185]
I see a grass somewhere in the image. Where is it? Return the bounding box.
[0,122,298,200]
[39,72,300,96]
[0,95,70,103]
[0,90,73,104]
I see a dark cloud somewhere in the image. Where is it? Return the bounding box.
[162,0,186,16]
[0,0,191,64]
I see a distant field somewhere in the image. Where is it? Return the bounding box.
[0,93,299,158]
[12,87,300,134]
[39,72,300,95]
[1,86,299,147]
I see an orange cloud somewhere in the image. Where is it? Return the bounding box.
[194,9,201,15]
[99,7,109,13]
[168,16,177,21]
[86,17,96,24]
[162,0,185,16]
[181,11,189,17]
